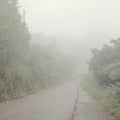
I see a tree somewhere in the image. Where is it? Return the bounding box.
[89,38,120,85]
[0,0,30,74]
[0,0,30,100]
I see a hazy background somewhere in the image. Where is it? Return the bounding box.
[19,0,120,73]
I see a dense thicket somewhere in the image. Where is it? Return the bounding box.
[81,73,120,120]
[89,38,120,85]
[82,38,120,120]
[0,0,72,102]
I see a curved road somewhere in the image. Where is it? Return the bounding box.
[0,82,77,120]
[0,81,112,120]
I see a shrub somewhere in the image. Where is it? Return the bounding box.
[81,74,120,120]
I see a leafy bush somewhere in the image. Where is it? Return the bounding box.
[89,38,120,85]
[0,0,73,102]
[102,83,120,119]
[81,74,120,120]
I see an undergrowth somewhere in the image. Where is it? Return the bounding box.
[80,73,120,120]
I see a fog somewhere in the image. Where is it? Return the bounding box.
[20,0,120,73]
[0,1,120,119]
[20,0,120,36]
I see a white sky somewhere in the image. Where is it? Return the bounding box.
[20,0,120,38]
[19,0,120,73]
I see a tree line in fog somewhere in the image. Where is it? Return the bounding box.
[0,0,73,102]
[89,38,120,85]
[82,38,120,120]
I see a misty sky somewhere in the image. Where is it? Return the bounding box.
[19,0,120,73]
[20,0,120,38]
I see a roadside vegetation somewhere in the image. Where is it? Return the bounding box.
[0,0,73,102]
[81,38,120,120]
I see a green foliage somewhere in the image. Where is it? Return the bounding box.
[0,0,30,101]
[0,0,73,102]
[102,62,120,81]
[80,73,104,99]
[89,38,120,85]
[86,37,120,119]
[81,75,120,120]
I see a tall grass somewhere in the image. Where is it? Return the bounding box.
[80,73,120,120]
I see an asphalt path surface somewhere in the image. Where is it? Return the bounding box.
[0,81,77,120]
[72,88,112,120]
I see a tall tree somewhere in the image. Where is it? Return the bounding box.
[0,0,30,77]
[89,38,120,85]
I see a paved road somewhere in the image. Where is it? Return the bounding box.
[0,82,78,120]
[72,88,112,120]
